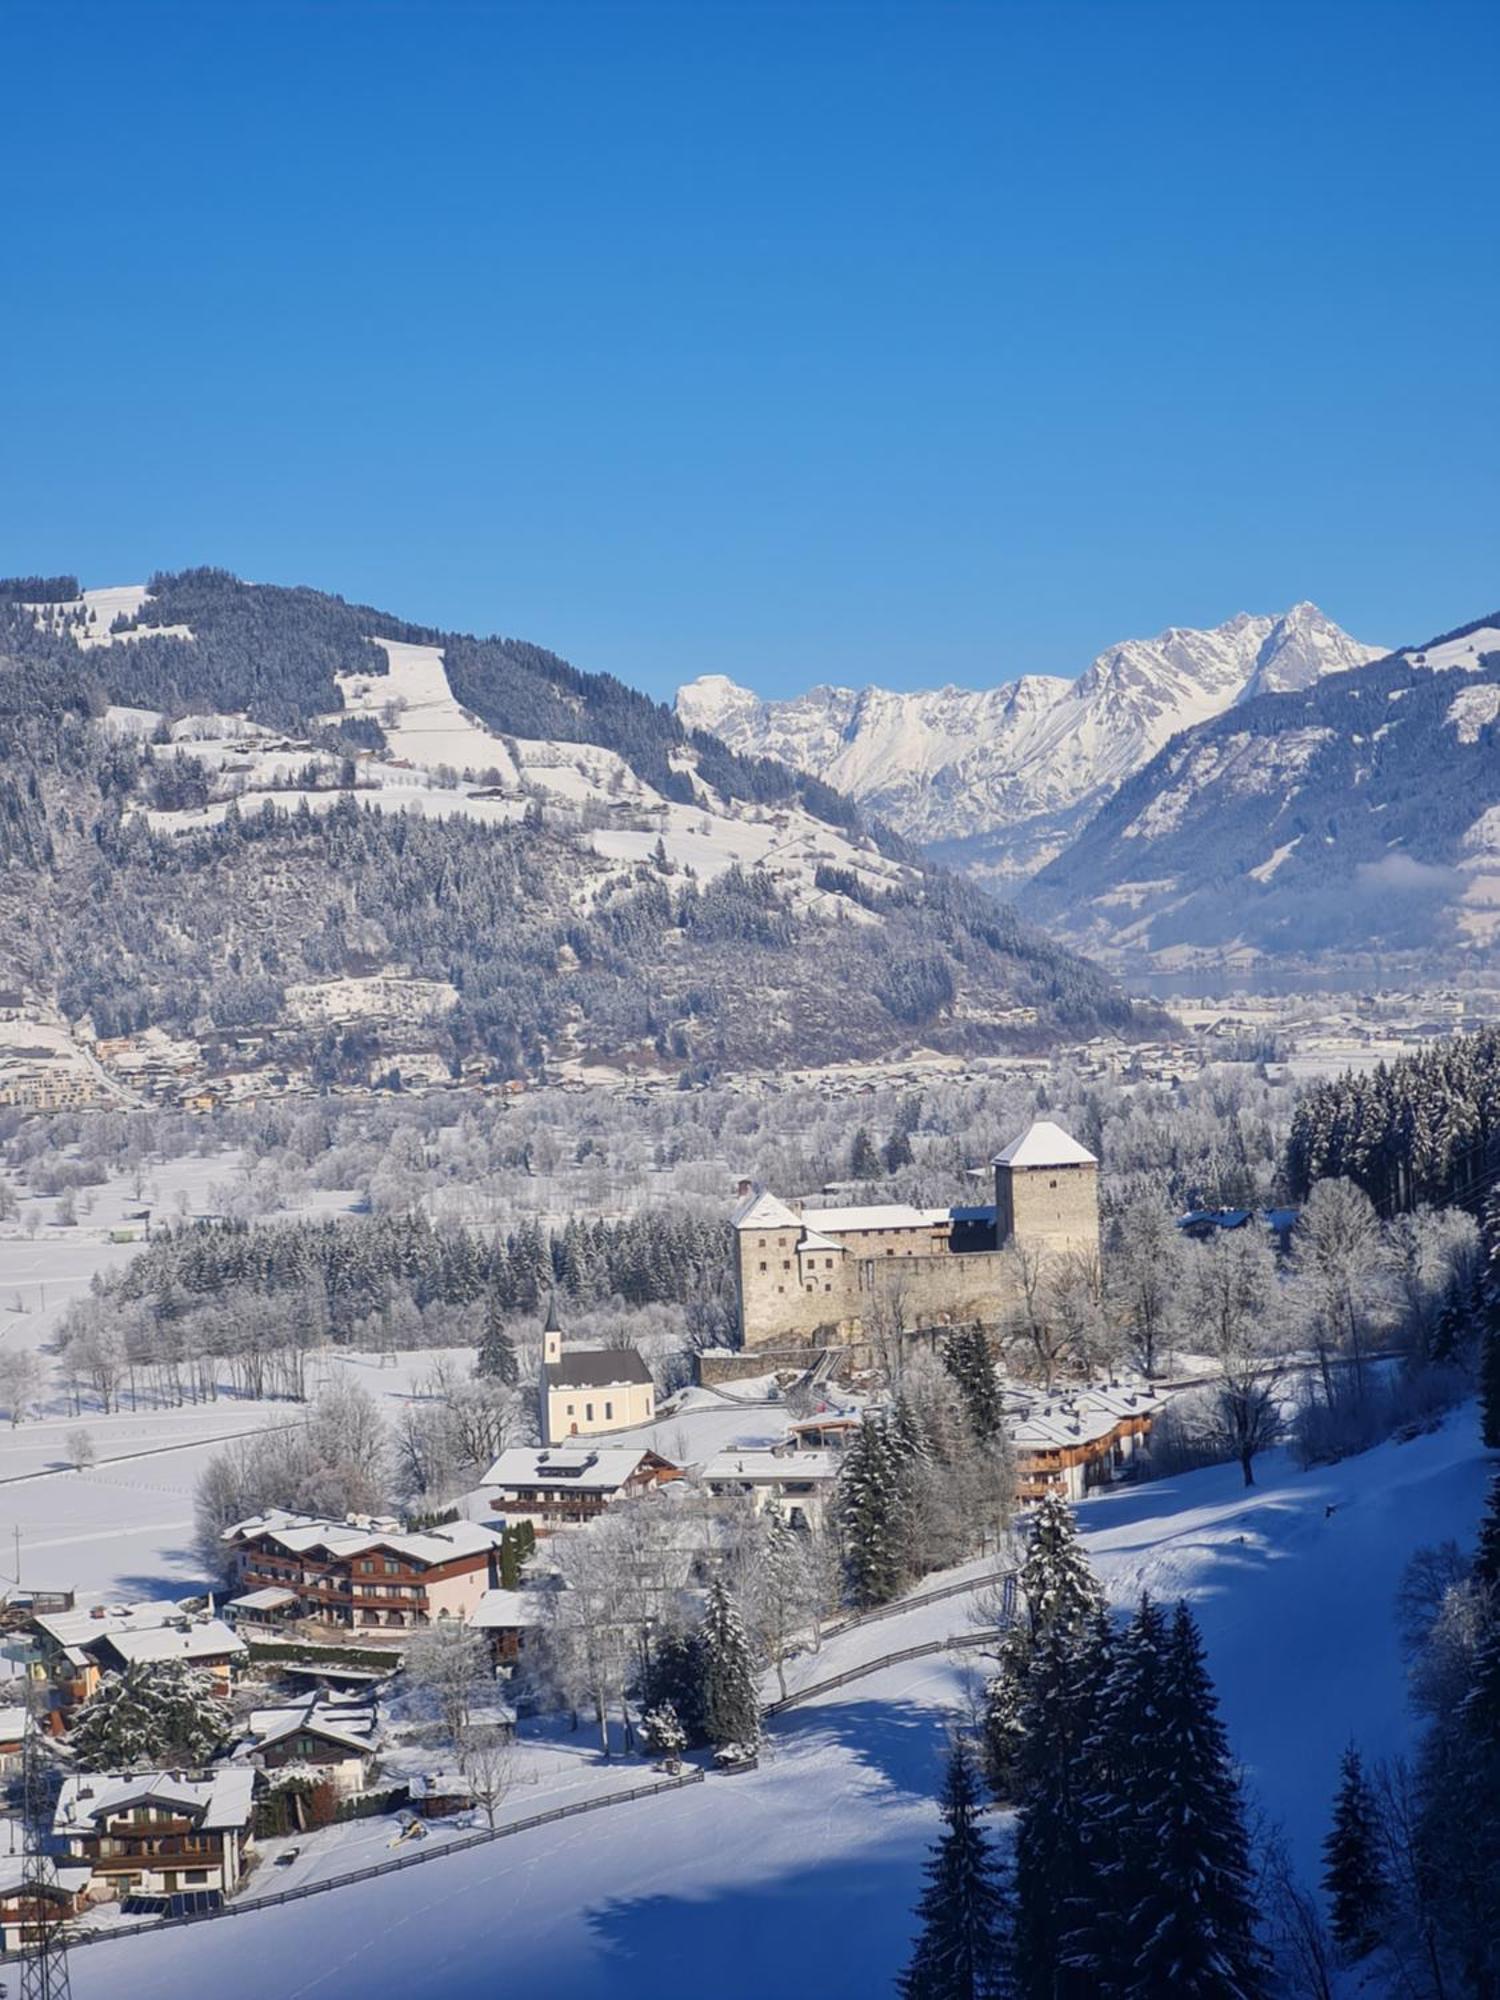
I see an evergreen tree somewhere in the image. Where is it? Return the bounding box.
[838,1414,911,1608]
[1483,1317,1500,1453]
[883,1127,915,1175]
[850,1126,883,1181]
[1013,1614,1114,2000]
[1475,1467,1500,1591]
[699,1576,760,1749]
[898,1737,1011,2000]
[1121,1603,1267,1999]
[979,1624,1031,1804]
[637,1629,706,1745]
[475,1285,518,1385]
[1321,1743,1389,1961]
[1019,1493,1102,1642]
[942,1326,1004,1442]
[70,1661,229,1772]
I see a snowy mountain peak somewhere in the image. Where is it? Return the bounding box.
[674,604,1382,886]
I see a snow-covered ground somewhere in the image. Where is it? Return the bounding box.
[62,1407,1492,2000]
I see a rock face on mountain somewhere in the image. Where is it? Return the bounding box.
[1018,615,1500,974]
[678,605,1383,886]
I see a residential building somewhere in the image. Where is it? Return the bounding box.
[481,1446,679,1533]
[54,1767,256,1901]
[698,1446,841,1533]
[27,1603,246,1714]
[0,1703,25,1774]
[540,1299,656,1444]
[221,1512,507,1632]
[236,1695,378,1795]
[733,1119,1099,1349]
[0,1854,92,1954]
[466,1586,552,1665]
[1008,1381,1160,1502]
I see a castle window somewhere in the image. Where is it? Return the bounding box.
[776,1284,785,1294]
[807,1283,814,1293]
[783,1260,791,1272]
[1050,1178,1058,1188]
[825,1258,833,1269]
[758,1237,766,1248]
[824,1283,832,1293]
[759,1262,767,1274]
[604,1401,613,1419]
[586,1403,594,1421]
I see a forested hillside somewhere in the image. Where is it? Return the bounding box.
[1022,613,1500,970]
[0,575,1154,1080]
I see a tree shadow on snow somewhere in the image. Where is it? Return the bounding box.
[769,1693,957,1800]
[587,1845,924,1999]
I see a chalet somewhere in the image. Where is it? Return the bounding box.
[540,1299,656,1444]
[1008,1382,1161,1503]
[236,1694,378,1794]
[481,1446,680,1533]
[28,1602,245,1713]
[466,1586,553,1665]
[698,1447,841,1533]
[54,1767,256,1903]
[0,1854,93,1954]
[221,1511,507,1632]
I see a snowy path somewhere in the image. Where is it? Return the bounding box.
[64,1408,1493,1999]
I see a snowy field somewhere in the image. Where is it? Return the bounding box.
[63,1406,1492,2000]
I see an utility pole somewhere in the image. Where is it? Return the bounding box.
[19,1685,72,2000]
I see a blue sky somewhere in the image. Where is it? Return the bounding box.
[3,0,1496,700]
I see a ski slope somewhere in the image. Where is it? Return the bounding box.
[66,1407,1491,2000]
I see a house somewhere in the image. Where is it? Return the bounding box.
[466,1586,553,1665]
[540,1298,656,1444]
[0,1702,26,1773]
[698,1446,841,1533]
[0,1854,93,1954]
[54,1767,256,1902]
[236,1694,378,1795]
[221,1511,508,1632]
[734,1119,1099,1349]
[1007,1382,1161,1503]
[27,1602,245,1713]
[409,1770,473,1819]
[481,1446,680,1532]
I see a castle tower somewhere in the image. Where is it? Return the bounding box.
[993,1120,1099,1258]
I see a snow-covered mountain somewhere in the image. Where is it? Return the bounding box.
[677,605,1383,885]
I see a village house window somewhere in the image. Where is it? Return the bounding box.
[383,1560,399,1575]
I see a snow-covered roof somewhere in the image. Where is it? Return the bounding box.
[243,1698,377,1758]
[796,1227,845,1254]
[55,1766,255,1835]
[992,1120,1097,1169]
[227,1586,299,1613]
[482,1446,673,1492]
[700,1448,841,1485]
[0,1857,93,1900]
[467,1587,552,1630]
[732,1190,803,1232]
[223,1510,504,1567]
[32,1599,199,1651]
[0,1703,27,1743]
[1006,1381,1160,1451]
[799,1202,952,1233]
[101,1618,247,1668]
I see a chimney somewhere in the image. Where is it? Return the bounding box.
[735,1178,753,1199]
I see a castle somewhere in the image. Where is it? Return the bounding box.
[732,1119,1099,1351]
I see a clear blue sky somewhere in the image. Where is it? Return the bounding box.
[3,0,1496,699]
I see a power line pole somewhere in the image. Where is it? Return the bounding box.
[18,1684,72,2000]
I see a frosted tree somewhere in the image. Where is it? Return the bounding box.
[1321,1743,1389,1962]
[837,1413,910,1608]
[1291,1177,1387,1406]
[1106,1195,1183,1378]
[475,1286,518,1385]
[640,1700,686,1769]
[898,1736,1012,2000]
[0,1347,44,1426]
[699,1574,760,1750]
[405,1621,493,1745]
[1018,1493,1102,1642]
[70,1662,229,1771]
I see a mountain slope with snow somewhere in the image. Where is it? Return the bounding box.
[678,605,1383,885]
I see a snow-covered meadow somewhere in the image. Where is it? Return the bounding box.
[60,1407,1491,2000]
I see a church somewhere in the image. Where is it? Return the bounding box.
[732,1119,1099,1351]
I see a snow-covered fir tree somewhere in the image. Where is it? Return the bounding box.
[1119,1601,1267,1999]
[979,1624,1031,1804]
[640,1701,686,1764]
[70,1661,229,1772]
[475,1285,518,1385]
[1013,1613,1114,1999]
[1482,1311,1500,1452]
[838,1413,912,1608]
[699,1575,760,1749]
[898,1736,1012,2000]
[1321,1743,1389,1961]
[1475,1467,1500,1592]
[942,1326,1004,1442]
[636,1628,706,1745]
[1018,1492,1102,1642]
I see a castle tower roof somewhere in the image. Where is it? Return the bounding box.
[993,1120,1097,1169]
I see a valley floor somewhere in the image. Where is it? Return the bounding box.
[61,1405,1491,2000]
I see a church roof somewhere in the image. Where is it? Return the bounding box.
[544,1346,652,1390]
[993,1120,1097,1169]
